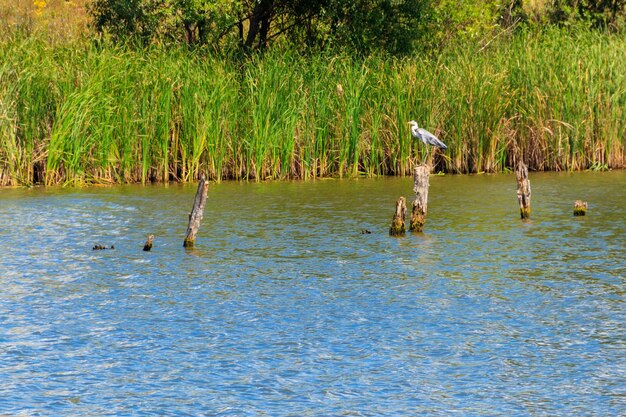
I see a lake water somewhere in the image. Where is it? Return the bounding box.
[1,171,624,416]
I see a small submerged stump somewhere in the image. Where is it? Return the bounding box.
[574,200,588,216]
[410,165,430,232]
[389,196,407,236]
[515,161,531,219]
[183,174,209,248]
[143,234,154,251]
[93,244,114,250]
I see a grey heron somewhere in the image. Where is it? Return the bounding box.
[408,120,446,164]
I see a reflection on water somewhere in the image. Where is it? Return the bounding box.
[1,171,625,415]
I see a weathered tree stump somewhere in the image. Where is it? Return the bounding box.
[143,234,154,251]
[574,200,588,216]
[410,164,430,232]
[515,161,531,219]
[389,196,407,236]
[183,175,209,247]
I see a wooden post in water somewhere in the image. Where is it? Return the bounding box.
[515,161,531,219]
[183,174,209,247]
[410,164,430,232]
[574,200,588,216]
[389,196,407,236]
[143,234,154,251]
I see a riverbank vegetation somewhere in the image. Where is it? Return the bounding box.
[0,1,625,185]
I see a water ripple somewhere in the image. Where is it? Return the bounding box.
[0,172,624,415]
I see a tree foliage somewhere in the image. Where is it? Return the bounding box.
[88,0,429,54]
[547,0,626,29]
[511,0,626,29]
[425,0,502,50]
[88,0,626,53]
[88,0,241,46]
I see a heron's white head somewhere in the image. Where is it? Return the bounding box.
[408,120,418,128]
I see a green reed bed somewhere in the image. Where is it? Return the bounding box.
[0,29,624,185]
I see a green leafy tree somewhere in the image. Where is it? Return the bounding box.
[89,0,241,46]
[548,0,625,28]
[322,0,428,55]
[425,0,505,50]
[509,0,625,29]
[88,0,430,55]
[89,0,166,43]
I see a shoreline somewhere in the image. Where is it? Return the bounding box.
[1,167,622,188]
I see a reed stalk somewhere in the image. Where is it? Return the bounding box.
[1,28,624,185]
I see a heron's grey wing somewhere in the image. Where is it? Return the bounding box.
[417,128,447,149]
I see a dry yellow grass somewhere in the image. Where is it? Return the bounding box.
[0,0,89,40]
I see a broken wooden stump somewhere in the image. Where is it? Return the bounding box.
[410,164,430,232]
[143,234,154,251]
[183,174,209,248]
[574,200,588,216]
[515,161,531,219]
[389,196,407,236]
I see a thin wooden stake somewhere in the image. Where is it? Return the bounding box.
[184,175,209,247]
[410,164,430,232]
[389,196,407,236]
[574,200,588,216]
[515,161,531,219]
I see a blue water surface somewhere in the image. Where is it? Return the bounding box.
[1,172,624,416]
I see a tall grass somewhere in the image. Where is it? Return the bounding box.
[0,28,624,185]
